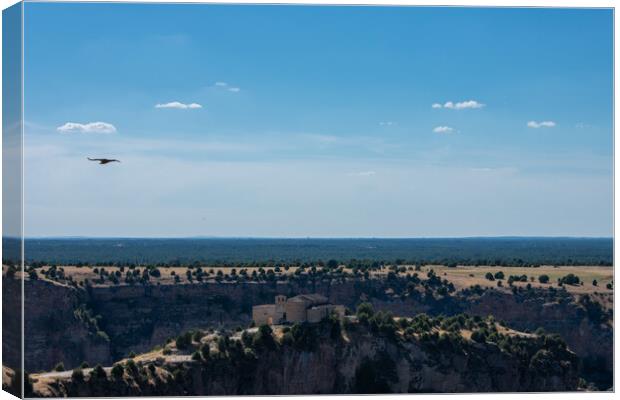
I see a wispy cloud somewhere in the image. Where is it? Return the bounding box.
[301,133,339,144]
[56,122,117,134]
[433,126,454,134]
[527,120,556,128]
[379,121,396,126]
[213,81,241,93]
[155,101,202,109]
[432,100,485,110]
[575,122,594,129]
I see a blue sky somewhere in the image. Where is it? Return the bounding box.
[22,4,613,237]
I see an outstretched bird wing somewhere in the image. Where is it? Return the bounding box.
[87,157,120,164]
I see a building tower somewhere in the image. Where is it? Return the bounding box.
[275,295,287,321]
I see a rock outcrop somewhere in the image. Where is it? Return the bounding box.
[32,320,580,396]
[4,278,113,372]
[6,276,612,388]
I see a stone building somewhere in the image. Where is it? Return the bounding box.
[252,294,345,325]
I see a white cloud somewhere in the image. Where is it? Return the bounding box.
[56,122,117,134]
[433,126,454,134]
[527,120,556,128]
[432,100,485,110]
[214,82,241,92]
[155,101,202,109]
[379,121,396,126]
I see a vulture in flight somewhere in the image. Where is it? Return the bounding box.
[87,157,120,165]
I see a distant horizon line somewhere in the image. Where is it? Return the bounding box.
[5,235,614,240]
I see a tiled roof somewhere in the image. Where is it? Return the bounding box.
[288,293,329,305]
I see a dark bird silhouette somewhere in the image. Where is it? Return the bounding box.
[87,157,120,165]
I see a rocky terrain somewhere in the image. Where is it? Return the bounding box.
[2,267,613,391]
[27,312,580,396]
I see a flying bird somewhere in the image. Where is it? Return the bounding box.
[87,157,120,165]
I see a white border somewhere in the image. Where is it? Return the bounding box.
[0,1,617,400]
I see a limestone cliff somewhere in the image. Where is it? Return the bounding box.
[7,275,612,388]
[31,319,579,396]
[4,278,113,372]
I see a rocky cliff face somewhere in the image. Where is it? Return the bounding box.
[33,321,579,396]
[463,289,613,386]
[2,276,22,371]
[10,276,612,388]
[13,279,112,372]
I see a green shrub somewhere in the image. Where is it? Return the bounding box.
[192,330,204,342]
[559,273,580,286]
[176,331,193,350]
[89,365,107,381]
[124,360,139,377]
[471,330,487,343]
[252,324,276,350]
[111,364,124,379]
[71,368,84,382]
[356,302,375,322]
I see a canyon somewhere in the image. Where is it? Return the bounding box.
[2,272,613,391]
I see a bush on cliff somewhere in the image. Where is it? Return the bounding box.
[89,365,107,382]
[356,302,375,323]
[471,329,488,343]
[71,368,84,383]
[111,364,124,380]
[326,312,342,339]
[578,294,611,324]
[124,359,140,378]
[368,311,397,338]
[252,324,277,350]
[287,323,319,351]
[241,330,253,348]
[176,331,194,350]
